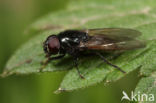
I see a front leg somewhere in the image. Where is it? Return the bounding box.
[40,54,65,72]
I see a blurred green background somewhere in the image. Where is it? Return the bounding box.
[0,0,140,103]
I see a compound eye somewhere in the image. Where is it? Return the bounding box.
[47,36,60,54]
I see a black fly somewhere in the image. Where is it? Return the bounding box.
[42,28,145,79]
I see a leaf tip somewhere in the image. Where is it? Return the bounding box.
[54,87,67,94]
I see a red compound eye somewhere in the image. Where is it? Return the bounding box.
[47,36,60,54]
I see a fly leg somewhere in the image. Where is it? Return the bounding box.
[95,52,126,74]
[73,57,85,79]
[40,54,65,72]
[67,46,85,79]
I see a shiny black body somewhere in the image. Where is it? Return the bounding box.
[58,30,89,56]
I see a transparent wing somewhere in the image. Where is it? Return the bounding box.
[82,28,141,41]
[79,28,145,51]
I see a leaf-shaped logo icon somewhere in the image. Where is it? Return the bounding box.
[121,91,130,101]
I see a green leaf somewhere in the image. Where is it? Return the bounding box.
[2,31,73,76]
[134,72,156,103]
[2,0,156,93]
[56,40,156,92]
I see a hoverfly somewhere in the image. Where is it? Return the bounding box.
[42,28,145,79]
